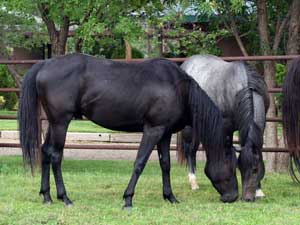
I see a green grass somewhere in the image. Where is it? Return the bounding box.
[0,119,114,133]
[1,156,300,225]
[0,110,17,116]
[0,110,114,133]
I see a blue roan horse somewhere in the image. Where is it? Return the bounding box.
[179,55,269,202]
[18,53,238,208]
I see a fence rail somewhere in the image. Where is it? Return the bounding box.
[0,55,300,65]
[1,54,299,155]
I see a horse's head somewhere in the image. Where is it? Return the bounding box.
[205,146,238,203]
[238,143,264,202]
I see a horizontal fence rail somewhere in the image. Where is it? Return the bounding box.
[0,55,299,154]
[0,55,299,65]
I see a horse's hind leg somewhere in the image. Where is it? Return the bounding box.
[123,125,165,209]
[157,133,179,203]
[185,145,199,191]
[256,152,265,198]
[49,122,73,206]
[39,131,53,204]
[182,127,199,190]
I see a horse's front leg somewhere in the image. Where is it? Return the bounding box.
[255,182,265,198]
[123,125,165,209]
[157,133,179,203]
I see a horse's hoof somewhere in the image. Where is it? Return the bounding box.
[255,189,265,199]
[58,195,73,206]
[122,205,133,211]
[191,184,199,190]
[63,199,73,207]
[188,173,199,191]
[43,199,53,205]
[41,193,53,205]
[65,202,73,207]
[164,194,180,204]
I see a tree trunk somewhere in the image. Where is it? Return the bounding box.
[0,44,23,88]
[229,16,249,56]
[287,0,300,67]
[125,40,132,60]
[7,65,22,88]
[257,0,279,172]
[158,27,163,57]
[38,4,69,56]
[75,38,83,53]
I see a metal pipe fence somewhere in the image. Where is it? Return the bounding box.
[0,55,299,154]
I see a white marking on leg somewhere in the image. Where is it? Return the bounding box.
[255,189,265,198]
[188,173,199,190]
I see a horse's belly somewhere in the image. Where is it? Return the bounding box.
[81,100,145,132]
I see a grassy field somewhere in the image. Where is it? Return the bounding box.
[1,156,300,225]
[0,110,114,133]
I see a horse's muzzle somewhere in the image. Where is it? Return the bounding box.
[220,192,238,203]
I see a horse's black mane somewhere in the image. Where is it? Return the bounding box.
[244,62,270,110]
[234,62,269,148]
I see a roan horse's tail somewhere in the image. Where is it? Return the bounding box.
[187,80,225,163]
[282,58,300,181]
[18,61,45,172]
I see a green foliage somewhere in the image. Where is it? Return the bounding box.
[0,66,18,110]
[275,63,286,86]
[0,1,46,51]
[167,29,228,57]
[111,46,144,59]
[274,63,287,112]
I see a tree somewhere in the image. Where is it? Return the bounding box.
[286,0,300,64]
[0,3,44,87]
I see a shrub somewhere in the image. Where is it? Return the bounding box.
[0,65,18,110]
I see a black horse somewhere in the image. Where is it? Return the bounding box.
[18,53,238,208]
[282,58,300,179]
[178,55,269,202]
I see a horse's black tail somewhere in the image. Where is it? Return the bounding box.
[188,80,225,163]
[18,61,44,172]
[282,58,300,181]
